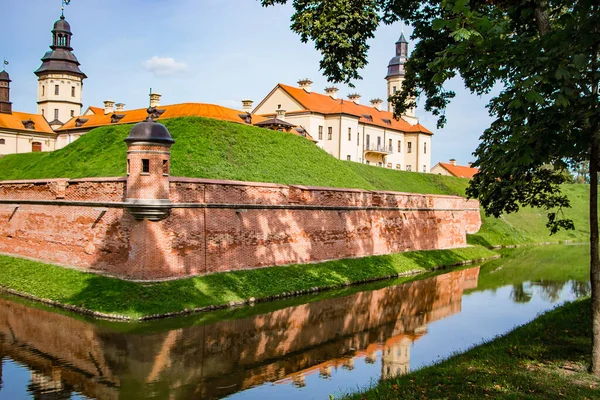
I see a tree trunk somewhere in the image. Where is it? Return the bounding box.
[590,138,600,376]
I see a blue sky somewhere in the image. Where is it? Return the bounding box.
[2,0,494,166]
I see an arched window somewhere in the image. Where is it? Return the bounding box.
[0,139,5,145]
[32,142,42,152]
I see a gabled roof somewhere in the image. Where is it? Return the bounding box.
[436,162,479,179]
[0,111,54,134]
[262,83,432,135]
[58,103,269,131]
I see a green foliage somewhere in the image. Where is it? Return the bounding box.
[0,246,496,319]
[343,298,599,399]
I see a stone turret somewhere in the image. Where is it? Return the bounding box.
[0,69,11,114]
[124,107,174,221]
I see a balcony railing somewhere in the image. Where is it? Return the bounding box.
[364,143,393,155]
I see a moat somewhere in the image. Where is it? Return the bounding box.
[0,244,590,399]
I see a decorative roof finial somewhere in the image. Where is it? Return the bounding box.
[1,59,8,72]
[61,0,71,18]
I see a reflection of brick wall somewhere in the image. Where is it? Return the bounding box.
[0,177,481,280]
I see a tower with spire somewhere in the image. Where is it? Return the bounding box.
[0,66,11,114]
[385,32,416,121]
[34,11,86,128]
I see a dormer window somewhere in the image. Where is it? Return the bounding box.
[382,118,392,125]
[111,114,125,124]
[362,114,373,121]
[75,118,88,127]
[238,113,252,124]
[21,119,35,130]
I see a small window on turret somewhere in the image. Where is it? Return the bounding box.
[142,159,150,173]
[127,160,130,175]
[55,85,59,95]
[163,160,169,175]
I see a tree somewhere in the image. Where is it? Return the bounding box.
[262,0,600,375]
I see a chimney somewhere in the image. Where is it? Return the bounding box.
[276,109,286,121]
[348,93,361,104]
[115,103,126,112]
[370,98,383,111]
[103,100,115,114]
[242,99,253,112]
[297,78,313,93]
[324,86,339,100]
[468,162,473,167]
[150,92,161,108]
[449,158,457,166]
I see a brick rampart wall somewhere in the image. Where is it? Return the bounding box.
[0,177,481,280]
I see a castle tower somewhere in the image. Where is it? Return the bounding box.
[34,14,86,128]
[0,69,11,114]
[385,33,416,119]
[124,108,175,221]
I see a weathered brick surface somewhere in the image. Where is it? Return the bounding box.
[0,177,481,280]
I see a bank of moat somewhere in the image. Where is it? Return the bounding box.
[0,112,481,281]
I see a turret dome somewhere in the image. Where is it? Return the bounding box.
[53,15,71,33]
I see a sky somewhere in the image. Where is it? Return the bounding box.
[1,0,496,166]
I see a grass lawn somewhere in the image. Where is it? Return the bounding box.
[0,245,497,320]
[342,298,599,399]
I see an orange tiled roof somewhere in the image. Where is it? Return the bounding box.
[272,84,432,135]
[58,103,269,131]
[87,106,104,115]
[438,162,479,179]
[0,111,54,134]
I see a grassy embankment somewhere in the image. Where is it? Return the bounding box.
[0,246,495,320]
[0,116,590,247]
[342,298,599,399]
[0,116,590,318]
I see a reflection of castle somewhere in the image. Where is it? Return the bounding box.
[0,266,479,399]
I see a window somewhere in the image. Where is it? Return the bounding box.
[407,142,412,153]
[318,125,323,140]
[424,142,427,154]
[398,140,402,153]
[366,160,370,165]
[71,86,75,97]
[348,127,351,141]
[0,139,5,145]
[54,85,59,95]
[396,164,401,169]
[346,155,351,161]
[70,110,74,117]
[41,109,45,117]
[54,109,59,120]
[142,159,150,173]
[387,163,392,168]
[378,162,383,167]
[32,142,42,152]
[366,134,370,147]
[393,86,397,93]
[127,160,130,175]
[357,132,359,145]
[406,164,412,171]
[389,139,392,151]
[163,160,169,175]
[377,137,381,147]
[328,127,332,140]
[423,165,427,172]
[41,86,45,96]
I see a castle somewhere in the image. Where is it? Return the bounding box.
[0,12,432,173]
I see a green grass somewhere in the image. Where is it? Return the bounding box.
[342,298,599,399]
[0,245,496,319]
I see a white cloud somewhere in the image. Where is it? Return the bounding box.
[143,56,188,77]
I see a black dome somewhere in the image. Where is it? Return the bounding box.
[53,16,71,33]
[124,110,175,145]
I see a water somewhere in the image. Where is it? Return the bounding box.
[0,244,591,399]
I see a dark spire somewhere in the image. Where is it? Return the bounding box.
[0,69,11,114]
[34,15,86,78]
[386,31,409,79]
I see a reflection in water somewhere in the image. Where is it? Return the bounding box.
[0,267,479,399]
[0,244,592,400]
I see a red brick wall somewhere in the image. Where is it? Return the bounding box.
[0,177,481,280]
